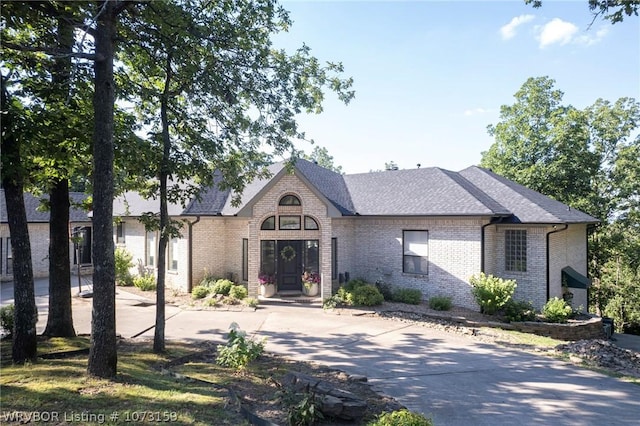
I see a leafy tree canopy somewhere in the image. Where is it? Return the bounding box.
[302,145,343,173]
[525,0,639,24]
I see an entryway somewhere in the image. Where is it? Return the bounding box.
[277,240,302,292]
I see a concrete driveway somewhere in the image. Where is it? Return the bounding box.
[2,281,639,425]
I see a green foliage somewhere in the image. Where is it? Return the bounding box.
[285,391,324,426]
[212,279,235,296]
[244,297,259,309]
[344,278,369,292]
[526,0,640,25]
[302,145,343,174]
[323,293,345,310]
[392,288,423,305]
[115,248,134,286]
[368,409,433,426]
[502,300,536,323]
[350,285,385,306]
[375,280,394,301]
[469,273,517,315]
[216,323,265,370]
[1,304,15,336]
[191,285,211,300]
[133,275,156,291]
[542,297,573,323]
[198,274,217,288]
[428,296,452,311]
[229,285,248,300]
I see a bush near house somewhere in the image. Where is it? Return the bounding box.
[542,297,573,323]
[368,409,433,426]
[133,274,156,291]
[192,285,211,300]
[428,296,452,311]
[469,273,516,315]
[212,279,235,296]
[115,248,134,286]
[324,279,384,308]
[229,285,248,300]
[392,288,422,305]
[502,300,536,323]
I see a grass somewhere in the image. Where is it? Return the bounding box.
[0,338,247,425]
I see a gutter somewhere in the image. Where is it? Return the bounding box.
[546,223,568,301]
[186,216,201,293]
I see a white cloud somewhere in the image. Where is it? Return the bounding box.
[575,25,610,46]
[537,18,578,48]
[500,14,535,40]
[463,108,491,117]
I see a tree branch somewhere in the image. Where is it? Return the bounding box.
[3,42,103,61]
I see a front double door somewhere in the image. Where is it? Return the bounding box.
[277,240,302,292]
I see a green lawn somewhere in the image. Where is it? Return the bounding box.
[0,337,247,425]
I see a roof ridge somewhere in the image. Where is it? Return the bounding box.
[440,169,511,216]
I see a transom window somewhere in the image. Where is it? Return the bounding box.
[261,216,276,230]
[505,230,527,272]
[304,216,319,230]
[279,215,301,230]
[403,230,428,275]
[279,195,301,206]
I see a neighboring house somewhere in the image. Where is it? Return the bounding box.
[112,160,598,311]
[0,190,92,281]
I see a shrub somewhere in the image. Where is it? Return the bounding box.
[115,248,134,286]
[393,288,423,305]
[216,322,265,370]
[244,297,259,309]
[344,278,368,292]
[287,392,324,426]
[212,279,234,296]
[542,297,573,323]
[350,284,384,306]
[133,274,156,291]
[323,293,345,310]
[0,304,15,336]
[199,275,217,288]
[229,285,248,300]
[503,299,536,323]
[191,285,211,300]
[429,296,452,311]
[469,273,516,315]
[375,280,394,301]
[368,409,433,426]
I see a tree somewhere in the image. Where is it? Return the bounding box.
[118,0,353,352]
[1,76,38,364]
[303,146,343,173]
[525,0,639,24]
[482,76,640,330]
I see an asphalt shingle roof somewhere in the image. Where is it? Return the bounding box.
[0,190,91,223]
[48,160,596,225]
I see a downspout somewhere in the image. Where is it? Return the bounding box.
[546,223,568,301]
[481,217,505,273]
[187,216,201,293]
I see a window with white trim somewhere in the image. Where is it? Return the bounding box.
[403,230,428,275]
[505,230,527,272]
[116,222,125,244]
[168,238,179,271]
[145,231,156,267]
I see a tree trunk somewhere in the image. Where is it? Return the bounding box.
[43,7,76,338]
[154,56,173,354]
[43,178,76,337]
[87,0,117,378]
[1,79,38,364]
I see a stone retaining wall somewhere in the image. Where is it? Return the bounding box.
[503,316,604,341]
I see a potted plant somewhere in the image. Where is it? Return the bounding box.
[259,272,276,298]
[302,272,320,296]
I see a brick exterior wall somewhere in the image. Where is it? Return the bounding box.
[484,223,589,311]
[1,222,91,281]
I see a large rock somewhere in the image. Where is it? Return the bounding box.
[282,372,367,420]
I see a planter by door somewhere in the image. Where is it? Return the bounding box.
[260,283,276,298]
[303,282,318,297]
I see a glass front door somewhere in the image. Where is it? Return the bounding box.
[277,240,302,291]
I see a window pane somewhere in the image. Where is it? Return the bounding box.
[279,215,301,230]
[279,195,301,205]
[116,222,125,244]
[403,231,428,275]
[505,230,527,272]
[242,239,248,281]
[303,240,319,275]
[146,232,156,266]
[304,216,319,230]
[168,238,178,271]
[261,216,275,230]
[331,238,338,280]
[260,240,276,276]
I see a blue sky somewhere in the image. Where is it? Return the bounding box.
[273,1,640,173]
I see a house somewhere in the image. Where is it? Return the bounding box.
[112,160,598,311]
[0,190,92,281]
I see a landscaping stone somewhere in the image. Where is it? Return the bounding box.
[281,371,368,420]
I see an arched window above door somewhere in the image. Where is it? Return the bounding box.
[279,194,301,206]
